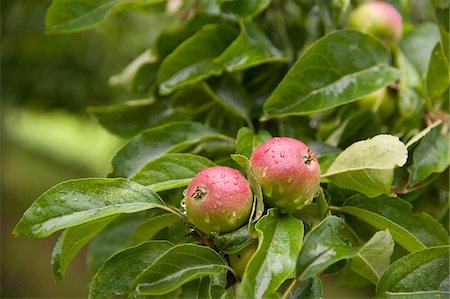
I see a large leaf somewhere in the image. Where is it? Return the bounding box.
[322,135,408,197]
[407,122,450,186]
[180,277,213,299]
[214,225,255,254]
[13,178,165,238]
[239,209,304,298]
[157,24,238,95]
[340,195,449,252]
[133,212,180,244]
[131,153,215,191]
[376,246,450,297]
[133,244,228,295]
[89,240,173,299]
[279,276,323,299]
[52,216,116,281]
[263,30,400,117]
[217,0,270,20]
[349,230,394,284]
[215,22,286,72]
[46,0,164,34]
[110,121,219,178]
[427,41,450,101]
[296,216,361,280]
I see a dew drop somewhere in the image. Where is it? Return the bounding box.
[220,174,225,178]
[287,177,293,183]
[232,177,238,185]
[280,151,285,158]
[182,189,187,197]
[264,147,270,153]
[275,159,279,164]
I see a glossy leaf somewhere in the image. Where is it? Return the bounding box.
[323,135,408,197]
[427,41,450,101]
[215,22,286,72]
[279,276,323,299]
[408,122,450,186]
[52,216,116,281]
[218,0,270,20]
[110,121,219,178]
[214,225,255,254]
[239,209,304,298]
[263,30,400,117]
[46,0,164,34]
[131,153,215,190]
[157,24,238,95]
[377,246,450,297]
[296,216,360,280]
[341,195,449,252]
[134,244,228,295]
[14,178,165,238]
[180,277,212,299]
[133,212,180,244]
[89,240,173,299]
[235,128,271,159]
[349,230,394,284]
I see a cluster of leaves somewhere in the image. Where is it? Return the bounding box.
[15,0,449,298]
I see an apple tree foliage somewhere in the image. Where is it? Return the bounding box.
[15,0,449,298]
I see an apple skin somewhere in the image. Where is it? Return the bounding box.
[348,1,403,47]
[358,87,395,119]
[228,242,258,280]
[250,137,321,213]
[185,166,253,235]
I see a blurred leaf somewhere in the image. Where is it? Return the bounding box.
[214,225,255,254]
[323,135,408,197]
[134,244,227,295]
[157,24,238,95]
[408,122,450,186]
[341,195,449,251]
[13,178,164,238]
[215,22,287,72]
[315,0,350,31]
[110,121,219,178]
[239,209,304,298]
[52,216,116,281]
[296,216,360,280]
[46,0,165,34]
[131,153,215,190]
[217,0,270,20]
[279,276,323,299]
[349,230,394,284]
[377,246,450,297]
[263,30,400,117]
[427,41,450,101]
[89,240,173,299]
[133,212,180,244]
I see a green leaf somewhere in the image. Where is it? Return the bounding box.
[377,246,450,297]
[279,276,323,299]
[408,122,450,186]
[296,216,360,280]
[46,0,164,34]
[214,225,255,254]
[110,121,219,178]
[180,277,213,299]
[134,244,228,295]
[52,216,116,281]
[322,135,408,197]
[215,22,287,72]
[217,0,270,20]
[235,128,271,159]
[427,41,450,101]
[13,178,165,238]
[157,24,238,95]
[239,209,304,298]
[133,212,180,244]
[340,195,449,252]
[263,30,400,117]
[349,230,394,284]
[131,153,215,191]
[89,240,173,299]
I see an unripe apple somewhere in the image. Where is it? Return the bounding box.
[250,137,321,212]
[358,87,395,119]
[228,242,258,279]
[348,1,403,47]
[185,166,253,235]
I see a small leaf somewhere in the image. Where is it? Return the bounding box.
[349,230,394,284]
[52,216,116,281]
[263,30,400,117]
[133,212,180,244]
[235,128,271,159]
[296,216,360,280]
[131,153,215,191]
[239,209,304,298]
[217,0,270,20]
[13,178,165,238]
[46,0,164,34]
[279,276,323,299]
[214,225,255,254]
[110,121,219,178]
[323,135,408,197]
[157,24,238,95]
[341,195,449,252]
[134,244,228,295]
[427,41,450,101]
[407,122,450,186]
[89,240,173,299]
[377,246,450,297]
